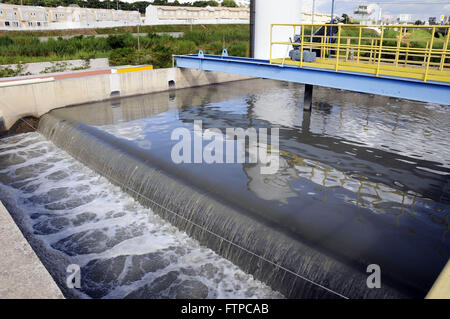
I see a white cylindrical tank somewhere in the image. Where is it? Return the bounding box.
[254,0,304,60]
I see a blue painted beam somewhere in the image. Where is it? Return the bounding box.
[175,54,450,105]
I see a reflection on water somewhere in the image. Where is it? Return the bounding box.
[0,133,282,299]
[263,150,448,242]
[46,79,450,296]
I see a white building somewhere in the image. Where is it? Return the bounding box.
[0,4,141,30]
[301,12,335,24]
[398,14,412,24]
[0,3,22,28]
[161,0,250,7]
[353,3,383,24]
[145,4,250,25]
[2,2,337,31]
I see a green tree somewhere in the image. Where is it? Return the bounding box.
[221,0,237,8]
[192,1,219,7]
[341,13,350,24]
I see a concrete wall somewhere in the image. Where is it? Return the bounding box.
[0,201,64,299]
[0,68,252,131]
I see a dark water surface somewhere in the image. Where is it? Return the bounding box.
[1,78,449,298]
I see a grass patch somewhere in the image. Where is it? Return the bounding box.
[0,24,248,37]
[0,25,250,74]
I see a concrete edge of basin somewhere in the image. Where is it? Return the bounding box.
[0,67,255,133]
[0,201,65,299]
[426,259,450,299]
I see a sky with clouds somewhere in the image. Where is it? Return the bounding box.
[131,1,449,21]
[308,0,450,21]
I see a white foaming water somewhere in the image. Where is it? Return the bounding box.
[0,132,283,299]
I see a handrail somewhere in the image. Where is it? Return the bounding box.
[272,23,450,29]
[270,24,450,83]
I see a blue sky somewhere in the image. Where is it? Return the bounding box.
[311,0,450,21]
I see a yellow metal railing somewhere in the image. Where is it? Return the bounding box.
[270,24,450,83]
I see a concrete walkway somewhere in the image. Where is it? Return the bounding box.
[0,201,64,299]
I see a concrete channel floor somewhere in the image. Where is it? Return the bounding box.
[0,201,64,299]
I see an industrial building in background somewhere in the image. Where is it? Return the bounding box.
[0,1,335,30]
[252,0,336,60]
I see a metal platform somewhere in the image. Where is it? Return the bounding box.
[176,24,450,105]
[176,51,449,105]
[269,24,450,83]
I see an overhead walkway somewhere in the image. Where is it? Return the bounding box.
[175,24,450,107]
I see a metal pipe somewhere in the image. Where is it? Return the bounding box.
[376,26,385,76]
[329,0,335,57]
[249,0,255,58]
[394,27,403,66]
[335,25,341,71]
[440,27,449,71]
[304,84,313,111]
[424,26,436,82]
[310,0,315,52]
[357,26,362,63]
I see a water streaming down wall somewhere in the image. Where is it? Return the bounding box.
[0,132,284,299]
[38,113,411,299]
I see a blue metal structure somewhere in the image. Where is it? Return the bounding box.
[175,51,450,105]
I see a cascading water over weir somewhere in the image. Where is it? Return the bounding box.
[3,79,444,299]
